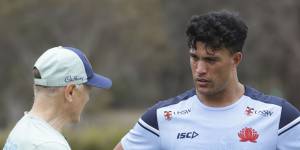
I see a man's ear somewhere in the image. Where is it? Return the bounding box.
[64,84,76,102]
[232,52,243,66]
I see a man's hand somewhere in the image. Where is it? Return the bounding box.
[113,142,124,150]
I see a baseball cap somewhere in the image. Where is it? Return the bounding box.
[33,46,112,89]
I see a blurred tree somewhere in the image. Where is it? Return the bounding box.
[161,0,300,106]
[0,0,300,129]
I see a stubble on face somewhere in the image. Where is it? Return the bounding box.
[190,42,234,99]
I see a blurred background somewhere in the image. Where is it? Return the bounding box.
[1,0,300,149]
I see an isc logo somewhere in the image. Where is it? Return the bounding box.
[177,131,199,139]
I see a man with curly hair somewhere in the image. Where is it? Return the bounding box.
[114,10,300,150]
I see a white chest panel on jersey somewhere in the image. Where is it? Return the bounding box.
[157,95,280,150]
[121,86,300,150]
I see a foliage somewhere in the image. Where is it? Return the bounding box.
[66,126,128,150]
[0,0,300,129]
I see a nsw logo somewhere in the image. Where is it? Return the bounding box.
[244,106,273,117]
[175,108,191,115]
[163,108,191,121]
[177,131,199,139]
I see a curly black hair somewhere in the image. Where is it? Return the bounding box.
[186,10,248,53]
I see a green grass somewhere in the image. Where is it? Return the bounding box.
[66,126,129,150]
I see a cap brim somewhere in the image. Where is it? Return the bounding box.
[86,73,112,89]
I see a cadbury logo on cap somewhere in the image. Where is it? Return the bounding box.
[65,76,84,83]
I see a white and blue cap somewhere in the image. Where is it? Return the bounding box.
[33,46,112,89]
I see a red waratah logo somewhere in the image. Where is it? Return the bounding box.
[238,127,259,143]
[164,111,172,120]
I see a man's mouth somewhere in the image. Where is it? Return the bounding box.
[195,78,210,86]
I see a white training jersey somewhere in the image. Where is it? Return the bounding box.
[3,113,71,150]
[121,86,300,150]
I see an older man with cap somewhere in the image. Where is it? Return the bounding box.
[3,46,112,150]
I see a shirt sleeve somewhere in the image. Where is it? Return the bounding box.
[121,101,163,150]
[35,142,71,150]
[121,120,160,150]
[277,117,300,149]
[120,90,195,150]
[277,100,300,149]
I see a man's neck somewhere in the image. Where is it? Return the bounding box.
[29,97,69,132]
[197,82,245,107]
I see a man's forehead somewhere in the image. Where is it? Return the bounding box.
[189,48,218,56]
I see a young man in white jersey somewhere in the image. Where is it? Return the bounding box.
[3,46,112,150]
[114,10,300,150]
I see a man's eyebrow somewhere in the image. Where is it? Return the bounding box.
[203,55,219,58]
[189,52,198,57]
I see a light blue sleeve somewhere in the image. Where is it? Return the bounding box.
[34,142,71,150]
[121,122,160,150]
[3,139,18,150]
[277,117,300,149]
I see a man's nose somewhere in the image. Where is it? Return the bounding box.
[195,61,207,75]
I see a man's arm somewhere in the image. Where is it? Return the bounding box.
[113,142,124,150]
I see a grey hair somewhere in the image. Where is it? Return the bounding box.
[33,84,84,98]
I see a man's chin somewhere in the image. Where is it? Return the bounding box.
[196,87,214,96]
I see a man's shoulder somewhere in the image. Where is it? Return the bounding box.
[4,114,70,149]
[139,88,196,131]
[34,142,71,150]
[3,138,70,150]
[245,86,288,106]
[245,85,300,130]
[150,88,196,110]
